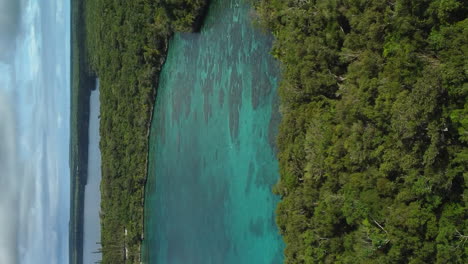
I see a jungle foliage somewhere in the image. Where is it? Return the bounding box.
[81,0,208,263]
[254,0,467,263]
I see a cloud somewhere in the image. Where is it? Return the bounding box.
[0,91,19,264]
[0,1,71,263]
[0,0,21,61]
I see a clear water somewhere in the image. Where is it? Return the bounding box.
[143,0,283,263]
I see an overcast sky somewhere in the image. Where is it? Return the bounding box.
[0,0,70,263]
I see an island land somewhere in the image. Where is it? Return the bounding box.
[70,0,467,263]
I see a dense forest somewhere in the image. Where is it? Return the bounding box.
[81,0,208,263]
[254,0,467,263]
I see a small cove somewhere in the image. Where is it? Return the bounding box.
[143,0,284,263]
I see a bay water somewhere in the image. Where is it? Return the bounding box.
[143,0,283,263]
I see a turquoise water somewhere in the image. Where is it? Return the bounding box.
[143,0,283,263]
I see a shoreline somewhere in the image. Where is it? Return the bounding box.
[139,3,211,261]
[139,41,168,261]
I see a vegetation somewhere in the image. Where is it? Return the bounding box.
[254,0,467,263]
[78,0,208,263]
